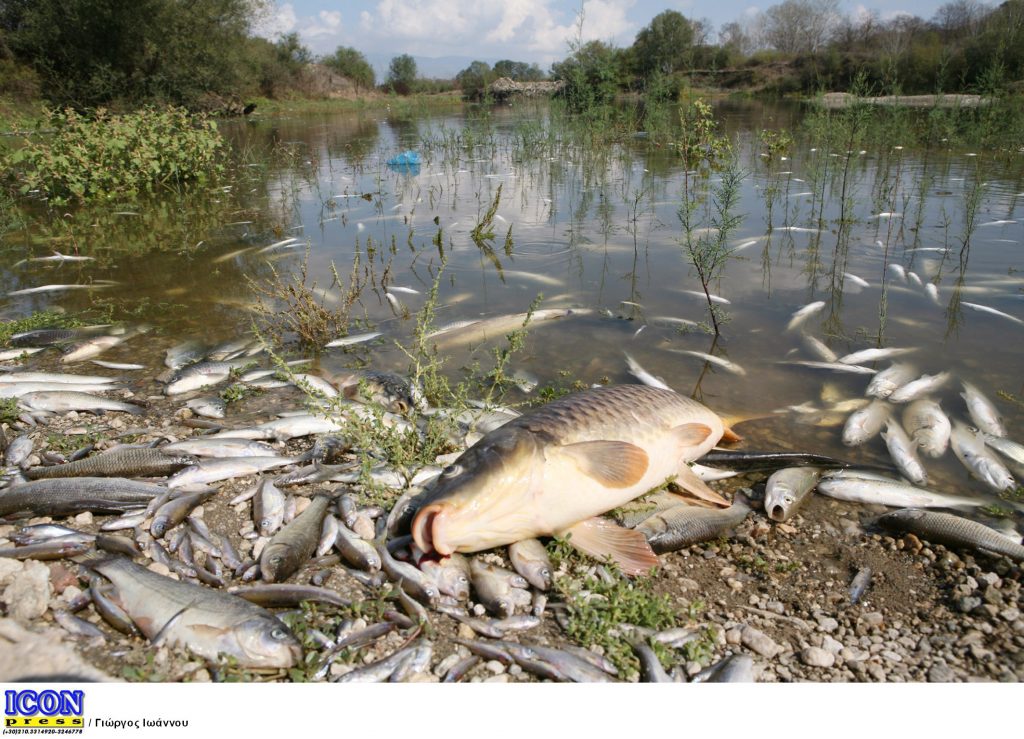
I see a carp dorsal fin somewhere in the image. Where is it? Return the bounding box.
[562,517,659,576]
[673,464,730,508]
[555,441,649,488]
[671,423,714,449]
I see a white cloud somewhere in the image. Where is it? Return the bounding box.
[305,9,343,38]
[255,2,297,38]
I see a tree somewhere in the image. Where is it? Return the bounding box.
[631,10,695,75]
[323,46,374,90]
[387,53,417,94]
[760,0,840,54]
[493,59,544,81]
[455,60,493,99]
[551,40,623,109]
[719,21,756,58]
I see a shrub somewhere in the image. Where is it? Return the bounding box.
[3,106,224,203]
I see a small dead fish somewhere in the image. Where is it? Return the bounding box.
[888,372,951,403]
[19,391,143,416]
[781,361,876,375]
[882,419,927,486]
[848,567,872,604]
[261,496,331,582]
[692,654,755,683]
[185,397,227,419]
[801,334,837,362]
[0,477,164,519]
[507,539,553,590]
[816,475,981,510]
[636,497,752,553]
[680,289,730,304]
[878,509,1024,562]
[842,400,890,446]
[667,349,746,376]
[325,332,382,348]
[469,559,530,616]
[902,400,951,458]
[950,423,1015,493]
[764,468,820,522]
[961,301,1024,327]
[786,301,825,332]
[90,360,145,370]
[334,523,381,571]
[867,362,917,399]
[624,353,670,390]
[838,346,916,365]
[960,381,1005,438]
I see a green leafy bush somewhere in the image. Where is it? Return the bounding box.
[4,106,224,202]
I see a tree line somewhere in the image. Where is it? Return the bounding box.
[1,0,1021,112]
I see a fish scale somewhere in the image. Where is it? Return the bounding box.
[0,477,166,518]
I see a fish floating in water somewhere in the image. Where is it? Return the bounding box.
[411,385,729,575]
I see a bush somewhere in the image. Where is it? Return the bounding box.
[3,106,224,203]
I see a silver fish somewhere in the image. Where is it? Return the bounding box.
[260,496,331,582]
[838,346,916,365]
[636,497,752,553]
[866,362,917,399]
[84,554,300,667]
[878,509,1024,562]
[624,353,670,390]
[168,456,298,488]
[960,381,1005,438]
[816,475,980,510]
[961,301,1024,326]
[764,467,820,522]
[324,332,382,348]
[842,399,890,446]
[882,419,928,486]
[888,372,951,403]
[667,349,746,376]
[507,538,553,590]
[786,301,825,332]
[902,399,951,458]
[950,423,1015,493]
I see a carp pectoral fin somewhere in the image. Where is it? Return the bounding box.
[562,517,660,576]
[674,464,730,508]
[556,441,649,488]
[665,489,718,509]
[671,422,714,448]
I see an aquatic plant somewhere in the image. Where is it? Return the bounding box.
[3,107,224,203]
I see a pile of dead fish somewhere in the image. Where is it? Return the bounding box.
[0,325,1020,683]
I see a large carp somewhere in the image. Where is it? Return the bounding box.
[411,385,729,574]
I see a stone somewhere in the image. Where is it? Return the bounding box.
[484,660,506,675]
[861,612,884,628]
[0,619,115,681]
[3,560,51,623]
[957,596,981,613]
[1000,607,1020,622]
[817,616,839,633]
[822,636,844,655]
[800,646,836,668]
[741,625,782,658]
[928,662,955,682]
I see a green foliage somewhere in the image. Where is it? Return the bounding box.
[0,398,20,425]
[631,10,695,76]
[0,309,82,346]
[551,40,623,111]
[0,0,268,109]
[387,54,418,95]
[456,61,494,101]
[323,47,375,91]
[493,60,545,81]
[3,107,224,203]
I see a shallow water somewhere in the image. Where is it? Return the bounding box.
[2,99,1023,525]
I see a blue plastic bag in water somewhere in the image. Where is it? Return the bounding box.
[387,150,421,166]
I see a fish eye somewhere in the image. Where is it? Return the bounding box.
[270,627,289,641]
[443,464,463,477]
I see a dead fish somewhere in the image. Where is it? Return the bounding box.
[636,497,752,553]
[801,333,837,362]
[888,372,951,403]
[0,477,165,519]
[866,362,917,399]
[837,347,916,365]
[411,385,728,575]
[842,399,890,446]
[80,553,301,667]
[960,381,1005,438]
[882,419,928,486]
[878,509,1024,562]
[950,423,1015,493]
[902,400,951,458]
[848,567,872,604]
[786,301,825,332]
[624,353,670,390]
[666,349,746,376]
[324,332,382,348]
[26,447,195,480]
[507,539,553,590]
[816,474,981,510]
[692,653,755,683]
[764,467,820,522]
[469,559,531,616]
[780,361,876,375]
[333,524,381,572]
[185,397,227,419]
[961,302,1024,327]
[167,456,298,488]
[680,289,730,304]
[261,496,331,582]
[160,438,277,458]
[19,391,143,415]
[328,369,426,413]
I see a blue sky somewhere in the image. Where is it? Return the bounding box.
[257,0,967,71]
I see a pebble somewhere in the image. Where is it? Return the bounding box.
[817,616,839,633]
[800,646,835,668]
[928,662,955,682]
[74,512,93,525]
[484,674,510,683]
[860,612,884,628]
[3,561,51,624]
[484,660,506,675]
[957,596,982,613]
[1000,607,1019,622]
[741,625,782,658]
[821,635,844,654]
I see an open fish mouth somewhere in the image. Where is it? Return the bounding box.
[412,503,451,555]
[768,504,786,522]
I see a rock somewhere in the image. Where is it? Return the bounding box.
[484,660,506,675]
[866,662,886,681]
[678,578,699,591]
[3,560,51,623]
[483,673,510,683]
[0,558,24,588]
[800,646,835,668]
[860,612,884,628]
[821,636,844,654]
[1000,607,1020,622]
[73,511,93,525]
[0,618,115,681]
[928,662,956,682]
[817,616,839,633]
[725,628,742,645]
[741,625,782,658]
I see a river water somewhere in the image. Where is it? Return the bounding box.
[2,99,1023,521]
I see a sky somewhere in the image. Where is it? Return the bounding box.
[256,0,967,73]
